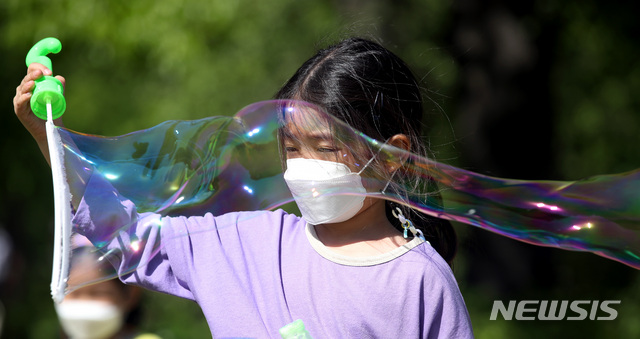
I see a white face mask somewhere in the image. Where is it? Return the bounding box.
[284,158,367,225]
[55,300,124,339]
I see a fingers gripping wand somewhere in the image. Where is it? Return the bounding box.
[26,37,71,303]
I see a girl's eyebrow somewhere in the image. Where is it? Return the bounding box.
[306,132,333,141]
[280,129,333,141]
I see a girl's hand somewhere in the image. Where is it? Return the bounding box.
[13,62,66,164]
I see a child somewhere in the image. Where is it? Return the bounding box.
[15,37,473,338]
[56,244,161,339]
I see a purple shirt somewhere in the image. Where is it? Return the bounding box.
[73,176,474,338]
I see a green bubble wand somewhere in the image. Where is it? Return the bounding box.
[26,37,71,303]
[25,37,66,120]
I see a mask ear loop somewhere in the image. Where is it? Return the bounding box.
[392,207,426,241]
[381,169,397,194]
[357,138,403,192]
[355,138,391,176]
[377,139,411,193]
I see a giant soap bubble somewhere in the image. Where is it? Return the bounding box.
[48,100,640,302]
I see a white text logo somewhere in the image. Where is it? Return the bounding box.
[489,300,621,320]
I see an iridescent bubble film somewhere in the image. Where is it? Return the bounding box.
[56,100,640,297]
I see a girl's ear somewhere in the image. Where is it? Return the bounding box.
[385,134,411,172]
[388,134,411,151]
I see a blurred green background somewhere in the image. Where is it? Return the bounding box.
[1,0,639,338]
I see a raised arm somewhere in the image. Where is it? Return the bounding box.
[13,62,66,165]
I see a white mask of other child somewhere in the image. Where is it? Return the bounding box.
[55,300,124,339]
[284,158,368,225]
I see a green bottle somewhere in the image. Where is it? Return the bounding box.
[25,37,66,120]
[279,319,313,339]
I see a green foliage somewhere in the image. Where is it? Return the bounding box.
[2,0,343,135]
[546,1,640,178]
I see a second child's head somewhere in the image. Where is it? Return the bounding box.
[55,247,143,339]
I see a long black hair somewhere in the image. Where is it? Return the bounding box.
[274,37,457,266]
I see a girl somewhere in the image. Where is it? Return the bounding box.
[15,37,473,338]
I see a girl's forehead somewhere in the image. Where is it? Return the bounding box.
[281,127,334,142]
[281,106,334,140]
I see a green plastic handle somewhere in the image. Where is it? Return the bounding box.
[26,37,62,71]
[25,37,66,120]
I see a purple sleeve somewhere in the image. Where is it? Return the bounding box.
[424,266,474,338]
[72,174,195,300]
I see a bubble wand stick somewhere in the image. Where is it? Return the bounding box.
[26,37,70,303]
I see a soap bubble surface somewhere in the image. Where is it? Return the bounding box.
[56,100,640,295]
